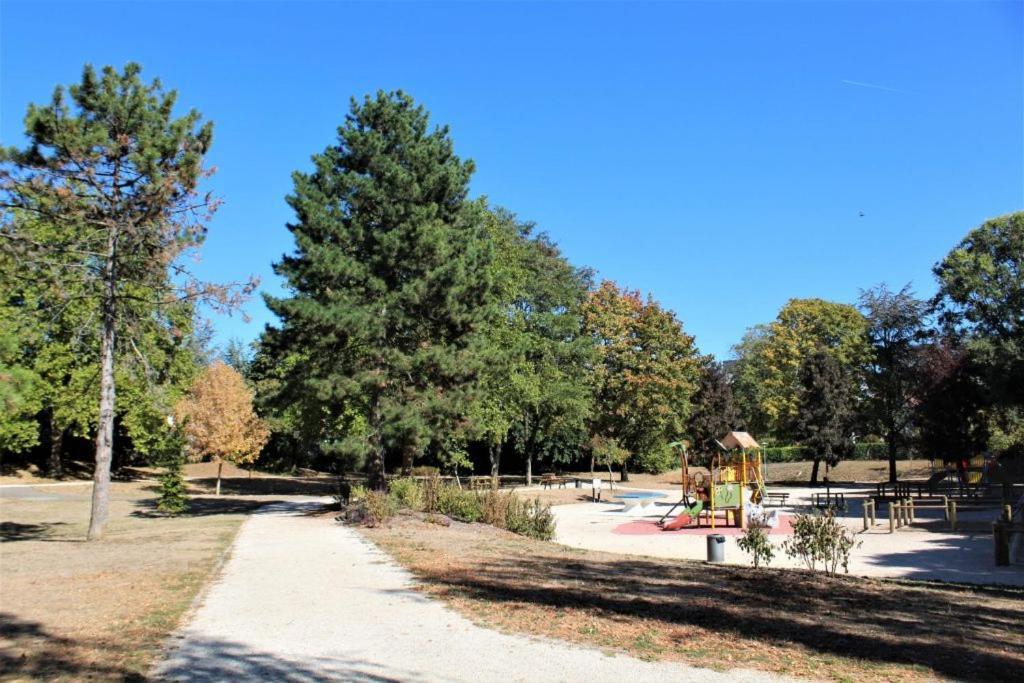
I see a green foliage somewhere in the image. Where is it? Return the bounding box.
[484,491,555,540]
[631,443,679,474]
[583,281,701,475]
[737,525,775,568]
[436,485,483,523]
[793,350,860,481]
[154,430,189,515]
[265,90,496,487]
[931,212,1024,457]
[782,511,859,575]
[858,284,928,481]
[761,442,893,463]
[688,357,741,459]
[156,458,190,515]
[732,299,869,440]
[388,478,423,511]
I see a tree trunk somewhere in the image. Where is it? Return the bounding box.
[87,266,117,541]
[367,398,386,491]
[48,414,64,479]
[526,454,532,487]
[810,457,821,485]
[887,437,898,484]
[489,442,500,489]
[401,445,414,477]
[620,460,630,483]
[215,460,223,496]
[590,454,595,477]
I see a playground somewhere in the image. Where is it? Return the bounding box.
[542,433,1024,586]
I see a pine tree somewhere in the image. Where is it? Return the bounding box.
[266,91,495,489]
[0,64,253,538]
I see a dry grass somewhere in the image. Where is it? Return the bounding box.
[0,481,264,681]
[363,516,1024,682]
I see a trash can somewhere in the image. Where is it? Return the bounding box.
[706,534,726,563]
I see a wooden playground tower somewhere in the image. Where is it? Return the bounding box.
[708,431,767,529]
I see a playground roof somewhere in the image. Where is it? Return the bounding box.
[721,431,759,450]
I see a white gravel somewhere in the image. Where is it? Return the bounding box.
[155,500,787,682]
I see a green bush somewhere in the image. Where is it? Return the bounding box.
[157,458,189,514]
[437,485,482,523]
[388,477,423,511]
[736,525,774,568]
[477,489,555,540]
[782,510,859,575]
[410,465,440,477]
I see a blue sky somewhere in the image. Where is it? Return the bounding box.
[2,1,1021,359]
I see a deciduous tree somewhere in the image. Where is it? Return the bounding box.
[859,283,927,482]
[582,281,701,481]
[175,361,269,495]
[794,350,859,483]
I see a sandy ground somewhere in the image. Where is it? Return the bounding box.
[156,500,791,683]
[548,485,1024,586]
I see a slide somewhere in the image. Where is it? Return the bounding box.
[924,470,950,492]
[662,500,703,531]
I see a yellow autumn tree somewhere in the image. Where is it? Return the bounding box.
[175,361,270,495]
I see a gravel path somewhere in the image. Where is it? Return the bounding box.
[156,500,785,682]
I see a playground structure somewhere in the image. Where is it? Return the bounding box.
[659,431,769,530]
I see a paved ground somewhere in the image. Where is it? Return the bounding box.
[549,485,1024,585]
[156,500,787,682]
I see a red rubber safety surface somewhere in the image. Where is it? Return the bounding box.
[612,513,796,536]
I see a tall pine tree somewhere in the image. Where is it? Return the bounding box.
[267,91,495,489]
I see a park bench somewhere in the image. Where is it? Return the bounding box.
[813,491,847,511]
[763,492,790,507]
[540,474,570,489]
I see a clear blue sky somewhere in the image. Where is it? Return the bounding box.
[2,1,1021,359]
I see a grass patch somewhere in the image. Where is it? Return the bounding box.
[362,516,1024,682]
[0,481,256,680]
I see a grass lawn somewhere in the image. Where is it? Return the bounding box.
[363,516,1024,682]
[0,480,266,681]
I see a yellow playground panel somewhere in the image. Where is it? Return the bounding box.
[709,431,767,529]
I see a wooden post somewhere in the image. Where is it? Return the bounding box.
[949,501,957,531]
[908,498,915,524]
[889,503,896,533]
[994,521,1010,566]
[870,499,876,525]
[1003,505,1013,523]
[863,503,870,531]
[941,495,949,521]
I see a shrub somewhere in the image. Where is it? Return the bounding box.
[507,497,555,540]
[421,475,441,513]
[362,489,399,527]
[349,484,368,503]
[410,465,440,477]
[157,458,189,514]
[388,477,423,511]
[737,525,774,568]
[437,485,482,523]
[782,510,859,575]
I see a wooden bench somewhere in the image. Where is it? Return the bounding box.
[763,492,790,507]
[540,474,569,489]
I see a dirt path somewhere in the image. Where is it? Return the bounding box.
[156,501,787,682]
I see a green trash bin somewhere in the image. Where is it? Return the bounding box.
[707,534,726,563]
